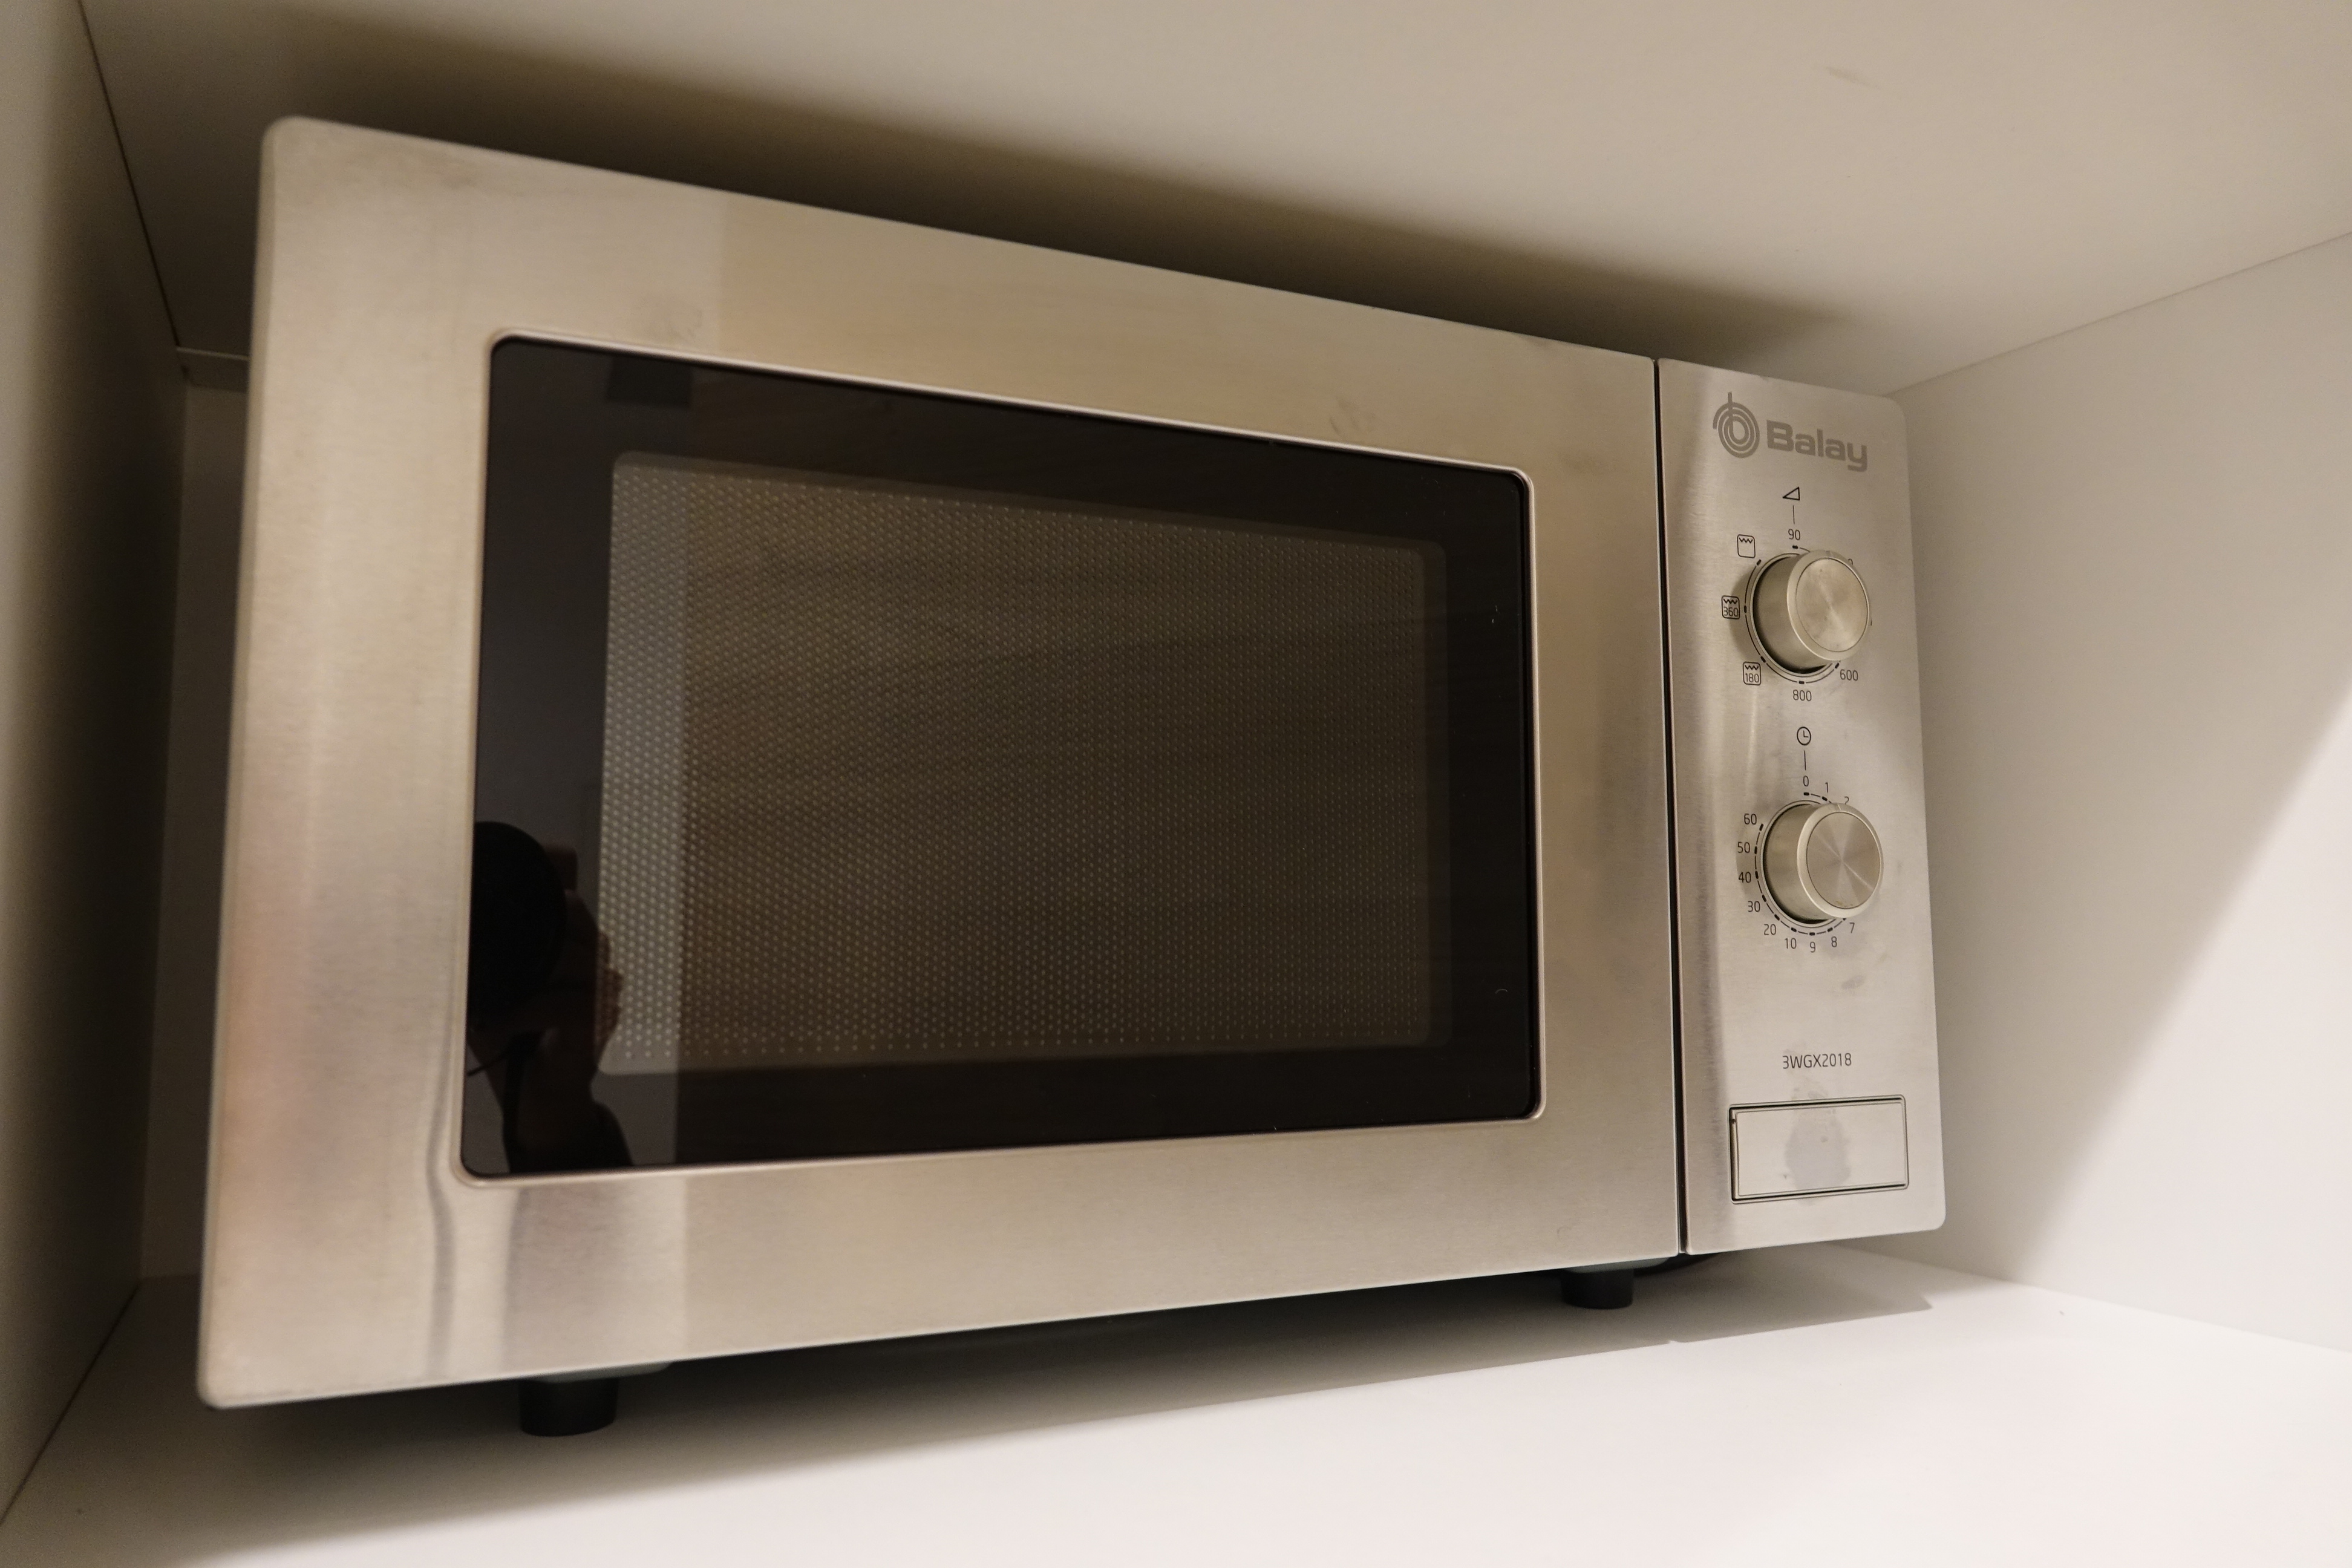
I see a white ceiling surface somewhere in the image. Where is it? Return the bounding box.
[87,0,2352,394]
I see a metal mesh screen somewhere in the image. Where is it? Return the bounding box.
[597,454,1436,1071]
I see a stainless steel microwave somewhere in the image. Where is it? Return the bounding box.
[201,119,1942,1411]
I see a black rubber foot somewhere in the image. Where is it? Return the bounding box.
[518,1376,619,1436]
[1561,1269,1636,1310]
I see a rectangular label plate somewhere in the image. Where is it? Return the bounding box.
[1731,1097,1908,1200]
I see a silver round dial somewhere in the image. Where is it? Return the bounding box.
[1751,551,1869,675]
[1762,800,1883,927]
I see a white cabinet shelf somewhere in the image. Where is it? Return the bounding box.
[7,1244,2347,1566]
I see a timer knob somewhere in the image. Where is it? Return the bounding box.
[1752,552,1869,673]
[1763,800,1883,926]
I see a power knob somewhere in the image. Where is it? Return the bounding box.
[1762,800,1883,926]
[1751,552,1869,675]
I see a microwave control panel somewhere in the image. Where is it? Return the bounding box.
[1656,362,1944,1252]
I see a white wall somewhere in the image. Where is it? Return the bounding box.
[74,0,2352,397]
[0,0,183,1514]
[1873,230,2352,1350]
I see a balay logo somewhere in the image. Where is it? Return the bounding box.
[1711,393,1759,457]
[1713,393,1868,472]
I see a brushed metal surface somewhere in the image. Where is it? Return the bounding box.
[1660,362,1944,1253]
[202,120,1676,1404]
[1729,1098,1909,1200]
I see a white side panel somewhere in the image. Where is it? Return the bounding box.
[0,0,180,1508]
[1877,229,2352,1352]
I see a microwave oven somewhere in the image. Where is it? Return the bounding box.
[201,119,1942,1418]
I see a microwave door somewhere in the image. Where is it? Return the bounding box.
[465,338,1539,1175]
[207,122,1679,1406]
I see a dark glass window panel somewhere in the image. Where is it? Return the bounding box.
[465,339,1535,1172]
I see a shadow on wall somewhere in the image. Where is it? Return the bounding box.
[1881,230,2352,1348]
[0,0,181,1514]
[87,0,1841,370]
[134,388,244,1280]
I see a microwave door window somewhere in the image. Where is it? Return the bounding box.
[598,455,1436,1073]
[465,341,1534,1173]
